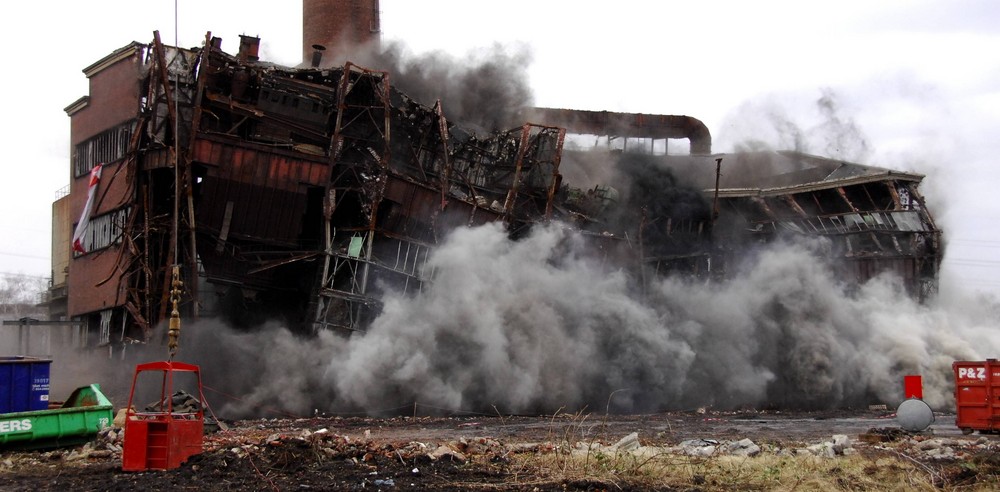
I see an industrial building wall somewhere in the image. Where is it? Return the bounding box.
[66,159,131,317]
[50,195,71,288]
[71,44,144,147]
[66,46,144,317]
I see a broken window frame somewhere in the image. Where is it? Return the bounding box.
[72,207,130,257]
[73,120,136,178]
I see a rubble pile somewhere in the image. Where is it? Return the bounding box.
[3,414,1000,490]
[2,418,999,469]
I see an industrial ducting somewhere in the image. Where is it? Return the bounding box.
[522,107,712,155]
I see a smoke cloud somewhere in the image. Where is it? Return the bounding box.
[324,39,535,132]
[720,88,872,163]
[62,221,998,419]
[311,224,990,414]
[812,88,872,162]
[603,152,711,222]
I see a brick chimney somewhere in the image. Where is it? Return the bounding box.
[303,0,380,64]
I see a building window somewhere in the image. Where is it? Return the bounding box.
[73,120,135,178]
[73,208,129,256]
[98,309,113,346]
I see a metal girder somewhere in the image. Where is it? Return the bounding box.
[312,63,392,333]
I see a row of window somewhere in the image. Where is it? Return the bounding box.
[73,120,135,178]
[74,208,129,256]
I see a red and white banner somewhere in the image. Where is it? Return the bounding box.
[72,164,103,254]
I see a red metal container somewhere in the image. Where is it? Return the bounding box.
[904,375,923,400]
[122,361,206,471]
[953,359,1000,434]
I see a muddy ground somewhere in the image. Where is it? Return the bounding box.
[1,409,997,491]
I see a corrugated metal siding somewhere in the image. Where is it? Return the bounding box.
[192,138,328,190]
[192,137,330,245]
[849,257,918,289]
[382,177,503,240]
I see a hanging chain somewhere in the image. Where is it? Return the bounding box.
[167,265,183,359]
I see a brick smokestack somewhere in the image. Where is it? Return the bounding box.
[303,0,381,63]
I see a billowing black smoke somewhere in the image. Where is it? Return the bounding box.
[598,152,712,256]
[334,40,535,132]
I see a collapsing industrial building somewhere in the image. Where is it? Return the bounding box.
[47,1,942,350]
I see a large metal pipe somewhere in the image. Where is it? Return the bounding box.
[522,107,712,154]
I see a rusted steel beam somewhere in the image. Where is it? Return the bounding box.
[248,252,321,275]
[215,201,234,253]
[809,192,827,215]
[886,182,902,209]
[869,232,887,252]
[712,157,723,222]
[906,183,938,231]
[180,31,213,320]
[157,230,177,329]
[836,187,858,212]
[152,31,184,330]
[98,106,153,340]
[152,31,178,146]
[434,100,451,210]
[859,183,878,210]
[141,184,152,340]
[544,128,566,220]
[782,195,808,218]
[502,124,533,217]
[203,92,329,141]
[751,196,776,221]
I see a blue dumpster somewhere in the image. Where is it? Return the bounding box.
[0,356,52,413]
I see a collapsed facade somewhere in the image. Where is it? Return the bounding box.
[48,2,942,350]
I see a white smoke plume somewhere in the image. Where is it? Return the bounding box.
[84,221,996,419]
[720,88,871,163]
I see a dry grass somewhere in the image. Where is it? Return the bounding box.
[497,411,1000,491]
[510,450,981,490]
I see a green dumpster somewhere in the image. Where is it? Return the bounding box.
[0,384,114,450]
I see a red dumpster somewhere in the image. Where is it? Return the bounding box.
[953,359,1000,435]
[122,361,205,471]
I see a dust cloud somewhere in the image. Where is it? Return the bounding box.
[721,88,871,163]
[82,221,996,419]
[316,224,991,415]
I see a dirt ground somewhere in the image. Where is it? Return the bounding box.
[2,409,998,491]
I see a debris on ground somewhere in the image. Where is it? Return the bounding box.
[2,411,999,490]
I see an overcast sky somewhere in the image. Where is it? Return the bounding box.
[0,0,997,295]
